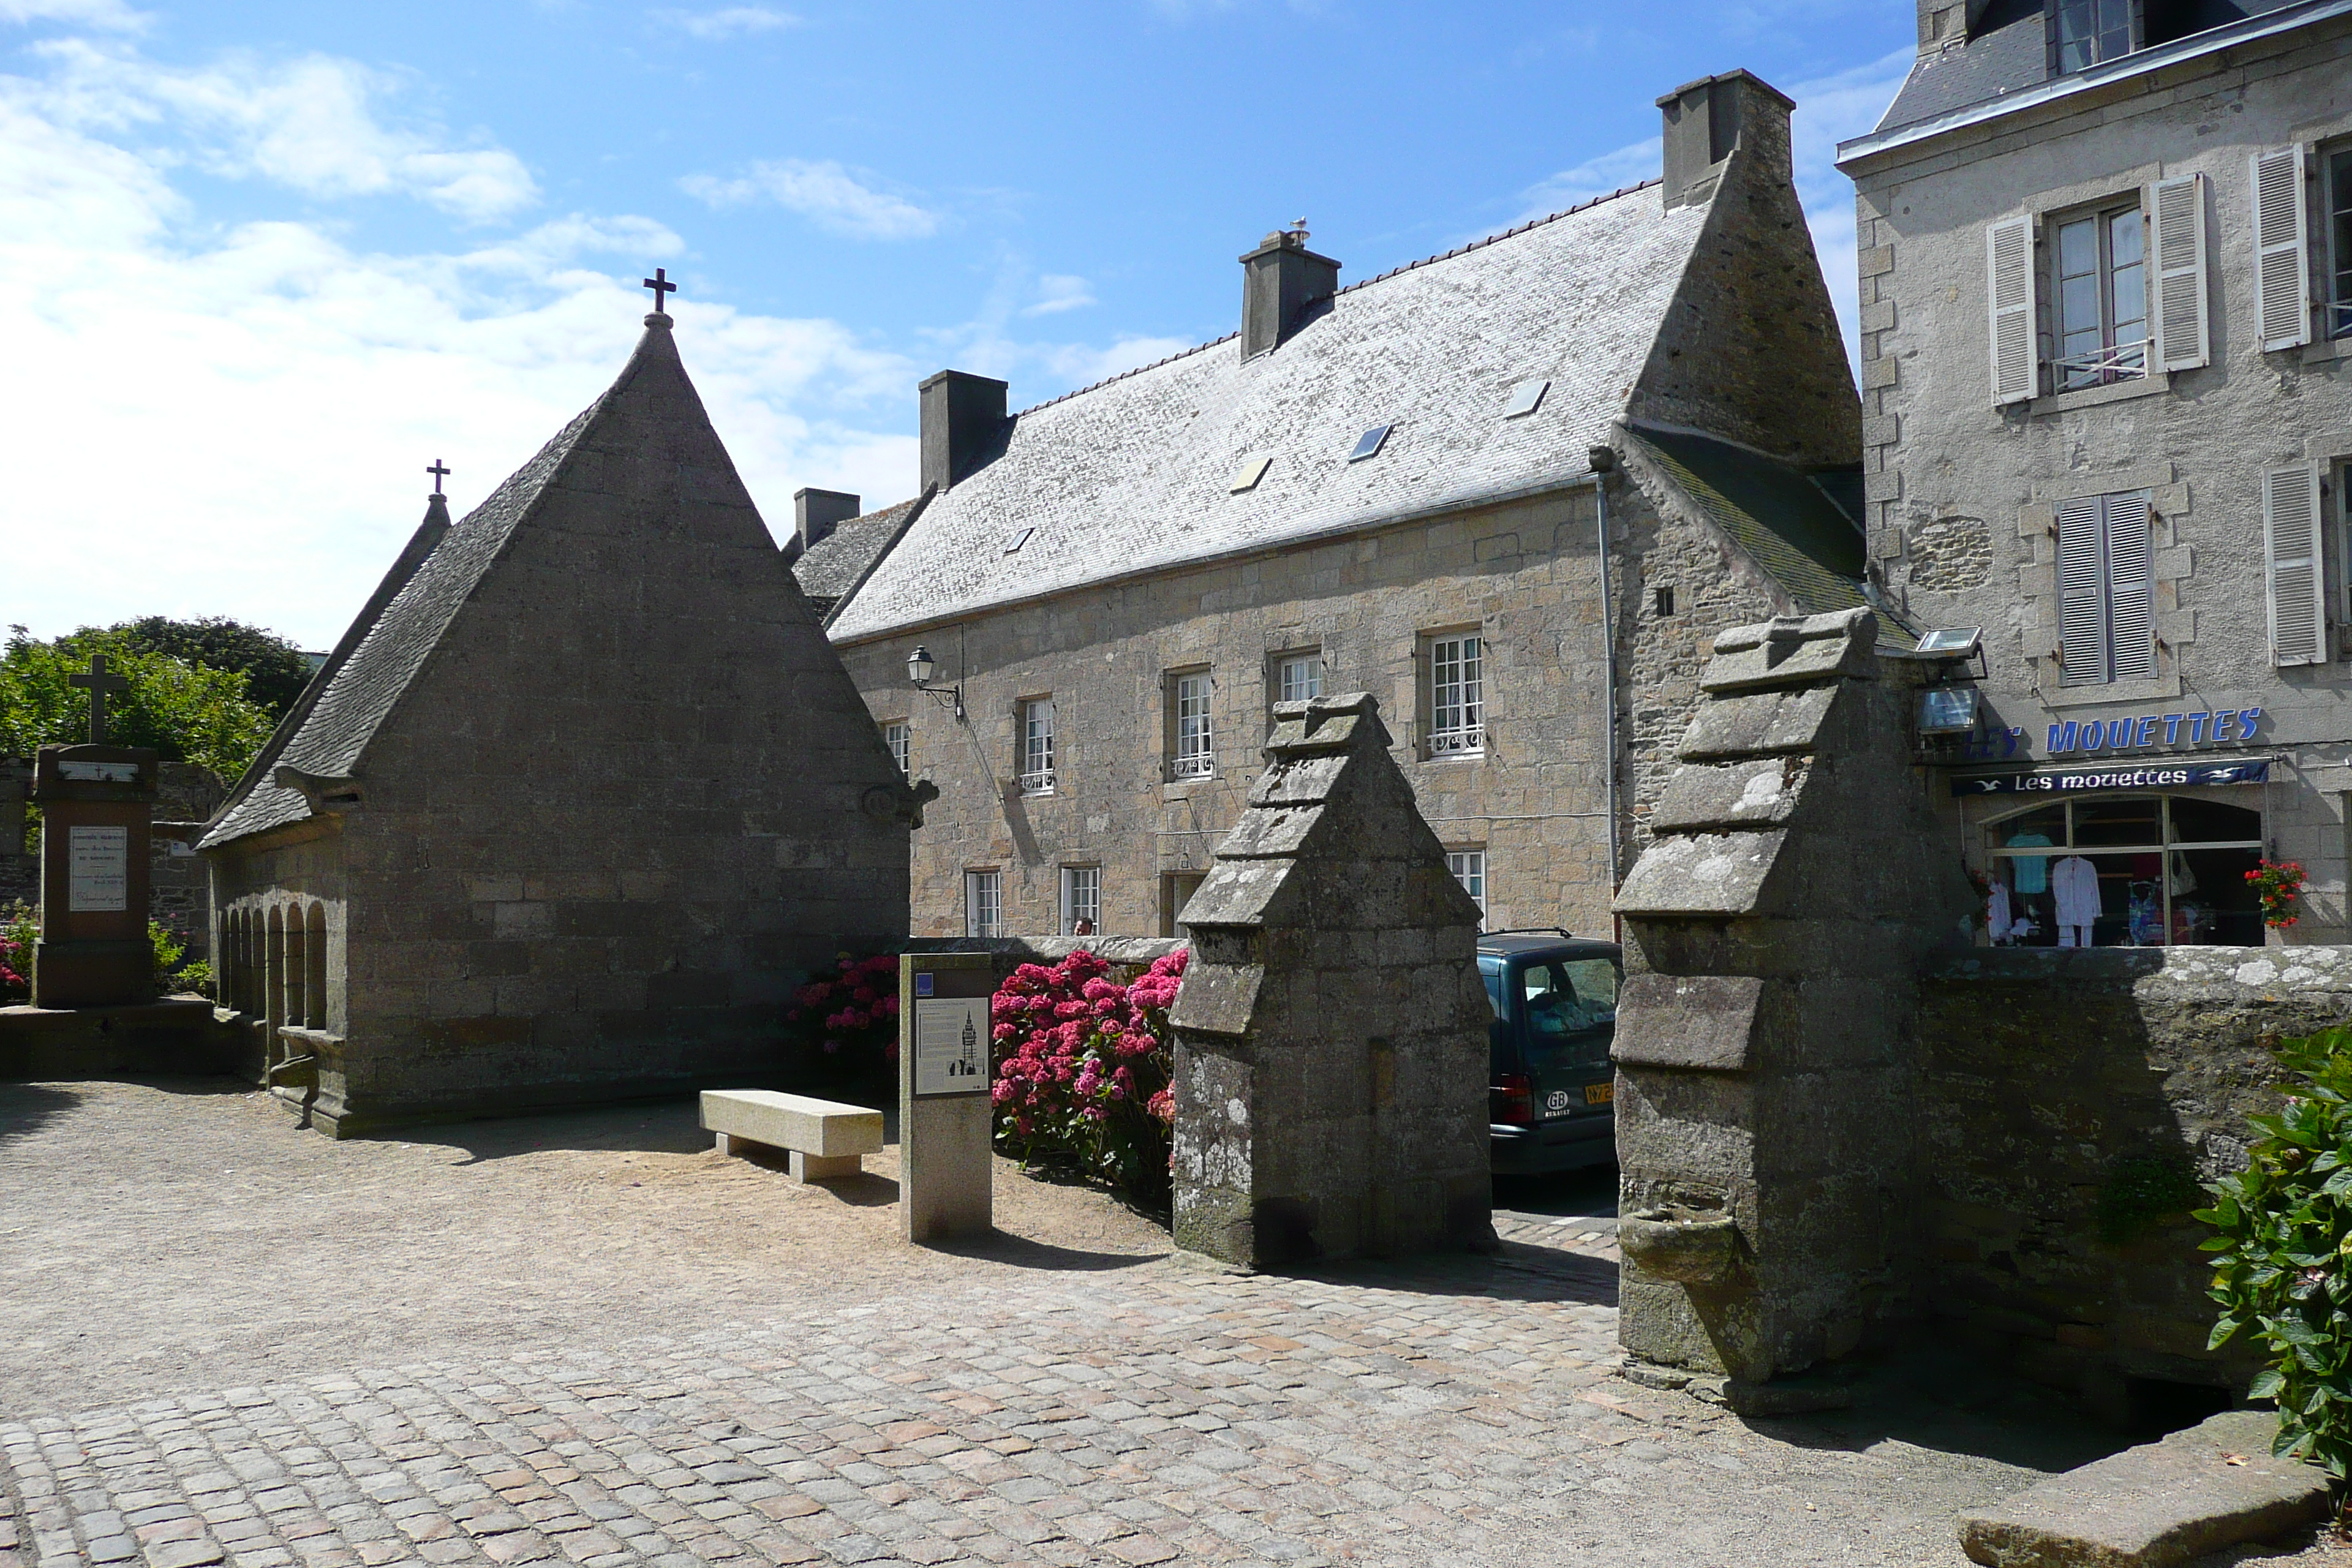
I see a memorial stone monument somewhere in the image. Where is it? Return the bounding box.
[31,655,160,1009]
[1168,693,1493,1267]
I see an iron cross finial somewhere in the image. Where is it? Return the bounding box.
[69,652,130,745]
[643,268,677,312]
[427,459,450,497]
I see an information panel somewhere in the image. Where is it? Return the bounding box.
[913,996,992,1097]
[68,824,128,912]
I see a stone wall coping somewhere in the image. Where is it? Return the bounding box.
[1927,944,2352,992]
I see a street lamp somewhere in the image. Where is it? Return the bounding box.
[907,644,962,719]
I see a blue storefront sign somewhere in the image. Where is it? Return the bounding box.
[1950,759,2271,796]
[1948,706,2264,763]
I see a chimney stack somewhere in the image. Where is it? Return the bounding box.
[1240,225,1341,359]
[1656,69,1795,211]
[919,370,1009,494]
[793,488,861,553]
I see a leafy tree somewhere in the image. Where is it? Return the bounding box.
[0,626,274,780]
[109,616,313,720]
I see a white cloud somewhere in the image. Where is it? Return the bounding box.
[31,39,540,222]
[1020,274,1095,317]
[1040,334,1195,387]
[679,158,938,241]
[0,40,916,648]
[653,6,801,40]
[0,0,144,29]
[1520,137,1662,216]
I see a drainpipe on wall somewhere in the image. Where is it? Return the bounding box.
[1588,446,1623,917]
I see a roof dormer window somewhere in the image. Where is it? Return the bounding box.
[2052,0,2133,71]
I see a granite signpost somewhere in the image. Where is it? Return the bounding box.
[31,655,161,1009]
[898,951,994,1242]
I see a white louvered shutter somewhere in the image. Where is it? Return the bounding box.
[2253,146,2311,351]
[2057,496,2108,685]
[2152,173,2210,371]
[2264,462,2326,666]
[2103,495,2155,681]
[1986,216,2036,406]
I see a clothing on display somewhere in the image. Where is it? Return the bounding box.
[1987,882,2011,943]
[2051,855,2100,946]
[2007,832,2054,894]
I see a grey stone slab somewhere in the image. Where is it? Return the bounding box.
[1957,1411,2328,1567]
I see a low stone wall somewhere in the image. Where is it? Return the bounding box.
[1917,945,2352,1416]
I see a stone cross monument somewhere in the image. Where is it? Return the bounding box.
[31,655,161,1008]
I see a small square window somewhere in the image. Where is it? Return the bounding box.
[1653,587,1674,618]
[1275,652,1323,704]
[1347,425,1391,463]
[1060,865,1101,936]
[1169,669,1214,779]
[1019,698,1056,793]
[1503,379,1550,418]
[1230,455,1273,493]
[882,720,910,775]
[965,870,1002,939]
[1447,849,1487,928]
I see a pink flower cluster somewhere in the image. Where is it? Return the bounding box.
[0,905,30,1002]
[990,948,1186,1202]
[785,951,901,1060]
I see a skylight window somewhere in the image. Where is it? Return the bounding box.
[1504,379,1550,418]
[1003,527,1035,554]
[1230,455,1273,494]
[1347,425,1391,463]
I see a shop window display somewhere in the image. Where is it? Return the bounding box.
[1985,796,2264,947]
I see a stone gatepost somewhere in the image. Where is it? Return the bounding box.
[1611,607,1970,1395]
[1167,693,1493,1268]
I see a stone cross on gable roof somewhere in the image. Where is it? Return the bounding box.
[643,268,676,312]
[69,653,129,745]
[427,459,449,497]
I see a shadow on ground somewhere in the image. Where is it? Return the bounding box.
[1,1077,252,1147]
[1274,1243,1620,1308]
[1493,1164,1621,1224]
[919,1231,1172,1272]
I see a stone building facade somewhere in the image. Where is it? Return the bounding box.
[1838,0,2352,946]
[812,70,1879,941]
[199,312,914,1134]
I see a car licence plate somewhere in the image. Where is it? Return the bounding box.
[1584,1082,1614,1106]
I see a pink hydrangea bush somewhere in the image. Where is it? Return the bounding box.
[782,950,902,1090]
[0,902,31,1002]
[991,948,1186,1207]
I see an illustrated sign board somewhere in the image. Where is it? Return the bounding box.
[68,824,128,911]
[1950,759,2270,796]
[911,968,992,1098]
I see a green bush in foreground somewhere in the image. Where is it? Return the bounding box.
[2200,1025,2352,1477]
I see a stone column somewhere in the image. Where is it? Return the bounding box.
[1610,608,1970,1397]
[1168,693,1493,1267]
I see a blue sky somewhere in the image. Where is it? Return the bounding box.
[1,0,1915,649]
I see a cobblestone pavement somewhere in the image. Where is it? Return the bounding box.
[0,1081,2327,1568]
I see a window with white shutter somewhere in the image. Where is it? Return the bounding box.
[2056,491,2156,686]
[2253,146,2312,351]
[2264,462,2326,667]
[2151,173,2209,371]
[1987,216,2037,405]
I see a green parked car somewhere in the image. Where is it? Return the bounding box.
[1478,932,1621,1175]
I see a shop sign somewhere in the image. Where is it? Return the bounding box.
[1950,759,2271,796]
[2046,707,2262,755]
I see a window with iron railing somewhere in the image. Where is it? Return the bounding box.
[1170,671,1213,779]
[2329,146,2352,342]
[2053,202,2147,391]
[1019,698,1055,794]
[1427,634,1485,756]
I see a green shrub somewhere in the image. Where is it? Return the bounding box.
[172,960,215,1000]
[2199,1024,2352,1477]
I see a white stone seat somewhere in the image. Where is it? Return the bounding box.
[700,1090,885,1183]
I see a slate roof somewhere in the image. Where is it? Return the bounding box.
[1626,423,1912,649]
[1871,0,2311,137]
[201,368,616,848]
[791,498,918,613]
[829,179,1708,643]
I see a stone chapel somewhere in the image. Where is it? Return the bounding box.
[200,306,916,1136]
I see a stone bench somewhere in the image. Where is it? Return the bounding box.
[701,1090,885,1183]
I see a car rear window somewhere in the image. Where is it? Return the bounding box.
[1518,957,1618,1037]
[1477,956,1507,1018]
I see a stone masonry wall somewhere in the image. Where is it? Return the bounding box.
[833,484,1626,943]
[1842,18,2352,937]
[1916,945,2352,1414]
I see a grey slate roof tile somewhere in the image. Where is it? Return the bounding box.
[791,500,917,603]
[829,180,1705,642]
[200,380,613,848]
